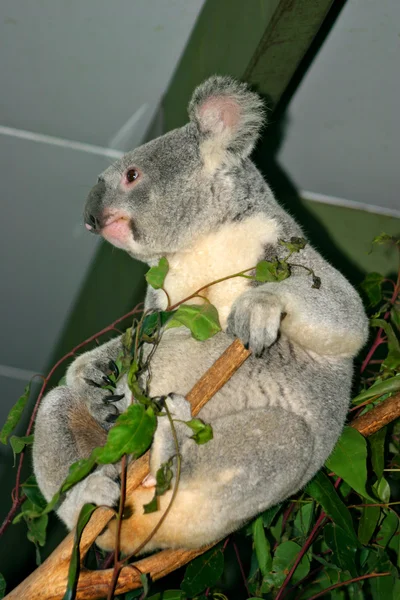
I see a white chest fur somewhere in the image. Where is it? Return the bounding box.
[164,215,279,328]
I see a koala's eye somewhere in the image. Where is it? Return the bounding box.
[126,169,139,184]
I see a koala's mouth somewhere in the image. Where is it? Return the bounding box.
[99,213,137,249]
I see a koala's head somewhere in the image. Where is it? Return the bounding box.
[84,76,265,262]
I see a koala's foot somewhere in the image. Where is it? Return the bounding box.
[58,465,120,529]
[228,289,284,355]
[67,351,128,430]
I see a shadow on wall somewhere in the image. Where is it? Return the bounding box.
[253,110,366,286]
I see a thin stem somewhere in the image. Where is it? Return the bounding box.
[0,303,144,540]
[167,266,256,311]
[121,403,182,562]
[107,454,128,600]
[232,540,252,598]
[304,571,391,600]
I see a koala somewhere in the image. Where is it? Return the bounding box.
[33,76,368,554]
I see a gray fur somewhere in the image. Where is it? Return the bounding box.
[33,76,368,544]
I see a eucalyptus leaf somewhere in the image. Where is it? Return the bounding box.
[63,504,97,600]
[378,511,398,548]
[26,513,48,548]
[185,418,213,445]
[145,257,169,289]
[255,260,290,283]
[181,547,224,596]
[306,471,358,544]
[166,303,221,341]
[369,427,386,480]
[10,434,34,456]
[325,427,375,501]
[96,404,156,464]
[324,523,358,577]
[361,272,384,306]
[263,541,310,590]
[373,477,391,503]
[0,383,31,444]
[279,237,307,253]
[21,475,47,510]
[253,516,272,576]
[293,502,314,538]
[358,504,380,545]
[352,375,400,404]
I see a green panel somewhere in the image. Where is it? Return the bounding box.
[163,0,280,131]
[245,0,333,104]
[50,241,147,376]
[302,200,399,276]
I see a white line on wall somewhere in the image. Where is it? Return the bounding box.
[0,364,40,383]
[108,103,148,150]
[0,126,124,160]
[302,190,400,218]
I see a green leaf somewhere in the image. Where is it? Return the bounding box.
[166,303,221,341]
[96,404,156,464]
[145,257,169,289]
[279,237,307,253]
[58,375,67,386]
[143,457,174,514]
[352,375,400,404]
[10,434,34,456]
[140,311,172,337]
[306,471,359,544]
[371,319,400,352]
[253,516,272,576]
[61,454,97,494]
[325,427,375,501]
[372,233,396,246]
[391,307,400,332]
[261,505,282,528]
[63,504,97,600]
[373,477,391,503]
[324,523,358,577]
[21,475,47,510]
[263,541,310,591]
[0,383,31,444]
[367,549,397,600]
[294,502,314,538]
[255,260,290,283]
[361,273,384,306]
[181,547,224,596]
[377,511,399,548]
[147,591,184,600]
[0,574,5,599]
[369,427,386,480]
[26,513,48,548]
[184,418,213,445]
[358,504,380,545]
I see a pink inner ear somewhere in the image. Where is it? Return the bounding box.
[199,96,240,132]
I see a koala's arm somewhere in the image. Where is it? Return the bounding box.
[229,244,368,357]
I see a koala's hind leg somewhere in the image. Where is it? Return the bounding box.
[97,407,314,554]
[33,386,119,529]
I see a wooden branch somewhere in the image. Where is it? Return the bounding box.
[350,392,400,437]
[5,339,250,600]
[5,347,400,600]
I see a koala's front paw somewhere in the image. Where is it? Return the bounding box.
[58,465,120,529]
[228,290,284,355]
[151,394,192,474]
[66,354,127,430]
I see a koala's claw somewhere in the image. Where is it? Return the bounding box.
[108,360,120,378]
[104,393,125,404]
[102,374,116,388]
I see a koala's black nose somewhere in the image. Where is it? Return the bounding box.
[84,180,106,232]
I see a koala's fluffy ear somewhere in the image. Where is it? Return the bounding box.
[188,76,265,168]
